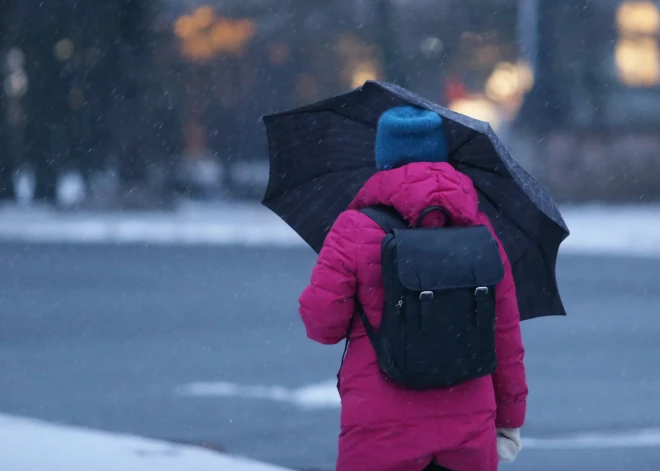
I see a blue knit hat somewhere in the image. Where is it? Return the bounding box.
[375,106,448,170]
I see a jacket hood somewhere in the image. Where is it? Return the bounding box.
[348,162,479,227]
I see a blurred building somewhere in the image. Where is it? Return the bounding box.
[167,0,523,194]
[2,0,659,203]
[514,0,660,200]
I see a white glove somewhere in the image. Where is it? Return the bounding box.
[497,428,522,462]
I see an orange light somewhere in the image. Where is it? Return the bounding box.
[448,96,500,128]
[181,33,215,61]
[193,6,215,30]
[351,62,379,88]
[210,18,255,54]
[174,15,196,39]
[176,12,255,60]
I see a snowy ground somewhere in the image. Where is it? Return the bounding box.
[1,201,658,470]
[0,201,658,258]
[0,414,292,471]
[1,244,658,470]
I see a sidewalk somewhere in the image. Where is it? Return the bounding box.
[0,201,300,247]
[0,201,659,257]
[0,413,293,471]
[559,204,660,257]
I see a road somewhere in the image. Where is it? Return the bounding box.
[0,243,659,470]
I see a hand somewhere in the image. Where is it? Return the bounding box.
[497,427,521,462]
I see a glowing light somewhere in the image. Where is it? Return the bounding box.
[617,1,660,35]
[53,39,74,61]
[181,33,216,61]
[351,62,379,88]
[485,62,519,102]
[174,15,196,39]
[448,97,500,128]
[515,61,534,93]
[616,36,660,86]
[484,61,534,106]
[176,11,256,61]
[193,6,215,30]
[4,70,28,97]
[210,19,256,53]
[420,36,443,59]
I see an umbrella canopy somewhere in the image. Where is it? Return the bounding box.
[262,80,569,320]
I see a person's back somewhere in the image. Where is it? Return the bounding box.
[299,107,527,471]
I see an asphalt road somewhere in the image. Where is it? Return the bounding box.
[1,243,659,470]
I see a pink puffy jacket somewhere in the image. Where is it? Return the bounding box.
[299,162,527,471]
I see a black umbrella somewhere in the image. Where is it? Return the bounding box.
[262,81,569,320]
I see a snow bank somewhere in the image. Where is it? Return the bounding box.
[0,414,292,471]
[0,203,658,258]
[560,204,660,257]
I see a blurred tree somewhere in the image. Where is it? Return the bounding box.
[516,0,604,132]
[68,1,121,188]
[16,0,181,208]
[19,1,73,203]
[0,0,17,201]
[574,0,604,128]
[516,0,566,132]
[376,0,408,88]
[113,0,181,207]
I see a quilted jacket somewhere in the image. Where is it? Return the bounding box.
[299,162,527,471]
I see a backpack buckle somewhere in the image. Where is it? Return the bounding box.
[419,291,434,300]
[474,287,489,296]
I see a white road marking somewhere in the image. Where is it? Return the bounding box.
[524,429,660,449]
[176,379,339,410]
[177,380,660,449]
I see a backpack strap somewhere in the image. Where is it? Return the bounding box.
[336,206,408,391]
[473,261,497,321]
[358,206,409,232]
[414,205,453,228]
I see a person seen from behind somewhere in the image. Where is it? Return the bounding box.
[299,106,527,471]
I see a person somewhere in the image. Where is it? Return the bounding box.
[298,106,527,471]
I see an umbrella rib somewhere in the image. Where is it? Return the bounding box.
[274,106,377,128]
[476,189,536,260]
[327,109,378,128]
[263,81,567,320]
[263,165,372,202]
[477,187,559,287]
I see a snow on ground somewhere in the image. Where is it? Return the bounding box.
[559,204,660,257]
[0,413,293,471]
[0,201,300,246]
[175,379,660,450]
[0,201,658,258]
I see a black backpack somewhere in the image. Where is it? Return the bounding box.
[337,205,505,390]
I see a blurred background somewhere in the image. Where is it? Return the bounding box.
[1,0,659,208]
[1,2,659,471]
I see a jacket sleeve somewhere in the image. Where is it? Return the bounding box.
[492,252,528,428]
[298,211,358,345]
[480,215,528,429]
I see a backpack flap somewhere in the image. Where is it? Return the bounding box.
[394,225,505,292]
